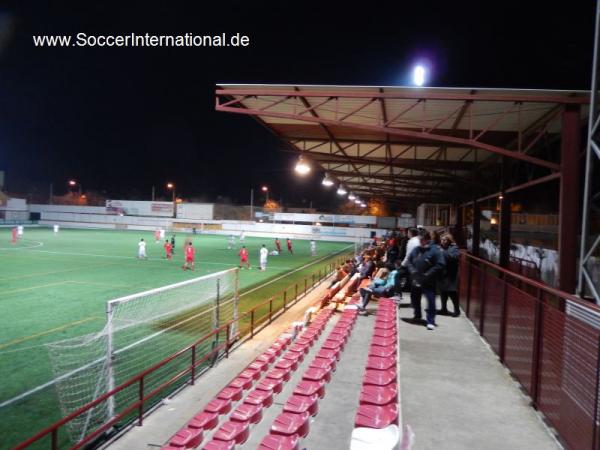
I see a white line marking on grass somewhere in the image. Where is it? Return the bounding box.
[0,240,44,251]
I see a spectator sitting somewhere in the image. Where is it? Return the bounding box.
[358,255,375,280]
[357,261,401,313]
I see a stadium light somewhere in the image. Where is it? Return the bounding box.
[294,155,311,175]
[413,65,426,86]
[354,198,361,204]
[322,172,334,187]
[360,203,367,208]
[68,180,76,186]
[261,185,269,202]
[348,192,356,200]
[337,184,347,196]
[166,182,176,218]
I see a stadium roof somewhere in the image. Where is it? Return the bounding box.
[215,84,589,204]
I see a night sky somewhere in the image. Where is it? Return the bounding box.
[0,1,595,208]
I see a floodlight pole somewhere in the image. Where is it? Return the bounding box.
[250,188,254,221]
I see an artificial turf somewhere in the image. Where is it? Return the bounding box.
[0,227,352,449]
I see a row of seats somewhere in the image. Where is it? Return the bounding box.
[351,298,400,450]
[258,307,359,450]
[162,309,335,450]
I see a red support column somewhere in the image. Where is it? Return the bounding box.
[455,204,464,248]
[472,200,480,257]
[558,105,581,294]
[499,193,511,268]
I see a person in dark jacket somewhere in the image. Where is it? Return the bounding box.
[358,255,375,280]
[407,230,446,330]
[439,233,461,316]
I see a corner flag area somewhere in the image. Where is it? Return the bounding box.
[0,227,351,448]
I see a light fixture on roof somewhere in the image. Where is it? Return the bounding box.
[322,172,334,187]
[413,65,426,86]
[337,184,347,196]
[360,202,367,208]
[354,198,361,204]
[294,155,311,175]
[348,192,356,200]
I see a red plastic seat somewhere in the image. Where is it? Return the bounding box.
[373,328,396,338]
[257,376,283,394]
[267,367,291,382]
[283,393,319,416]
[258,351,277,364]
[169,428,203,448]
[231,402,263,423]
[213,420,250,445]
[277,335,292,348]
[301,329,319,340]
[229,376,252,391]
[258,434,299,450]
[322,339,344,352]
[270,342,284,355]
[204,398,231,415]
[249,358,270,373]
[217,386,243,402]
[370,336,396,347]
[305,325,323,336]
[368,345,396,358]
[295,337,314,347]
[363,368,397,386]
[317,347,341,361]
[375,315,396,323]
[275,357,297,372]
[375,320,396,330]
[264,347,280,360]
[282,350,304,364]
[202,439,235,450]
[188,411,218,430]
[309,357,335,372]
[294,379,325,399]
[354,403,398,428]
[329,331,349,343]
[302,366,331,383]
[239,368,261,381]
[289,343,310,355]
[271,411,310,437]
[360,383,398,405]
[244,388,274,408]
[313,353,337,371]
[366,356,396,371]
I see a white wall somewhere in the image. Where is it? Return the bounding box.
[176,203,214,220]
[106,200,174,217]
[29,204,107,214]
[37,211,386,243]
[273,212,377,225]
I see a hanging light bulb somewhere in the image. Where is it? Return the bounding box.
[322,172,334,186]
[354,198,361,204]
[294,155,311,175]
[360,203,367,208]
[348,192,356,200]
[337,184,347,195]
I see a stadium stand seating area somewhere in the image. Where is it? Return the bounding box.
[158,260,409,450]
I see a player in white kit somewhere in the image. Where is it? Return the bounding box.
[53,224,60,234]
[17,225,24,238]
[310,240,317,256]
[138,238,147,259]
[259,244,268,271]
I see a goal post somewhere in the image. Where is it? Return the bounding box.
[47,268,239,443]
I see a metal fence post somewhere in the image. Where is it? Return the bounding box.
[269,298,273,323]
[466,261,473,317]
[479,270,487,334]
[250,310,255,338]
[592,335,600,450]
[138,377,145,426]
[191,345,196,385]
[283,291,287,310]
[295,283,298,300]
[499,273,509,363]
[530,288,545,407]
[226,324,230,358]
[304,278,307,295]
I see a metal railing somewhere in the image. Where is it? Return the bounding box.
[15,253,353,450]
[460,252,600,450]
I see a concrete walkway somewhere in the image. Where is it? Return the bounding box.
[398,295,561,450]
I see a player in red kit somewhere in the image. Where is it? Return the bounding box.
[182,242,195,271]
[239,246,250,269]
[286,238,293,255]
[164,240,173,260]
[11,227,17,245]
[275,238,281,253]
[154,229,161,243]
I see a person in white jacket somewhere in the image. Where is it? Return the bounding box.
[402,228,422,267]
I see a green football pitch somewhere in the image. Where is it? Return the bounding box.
[0,227,352,449]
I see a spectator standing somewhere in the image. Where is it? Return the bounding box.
[439,233,461,316]
[407,230,446,330]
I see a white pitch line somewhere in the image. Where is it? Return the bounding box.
[0,240,44,251]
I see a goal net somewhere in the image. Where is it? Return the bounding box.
[45,268,239,443]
